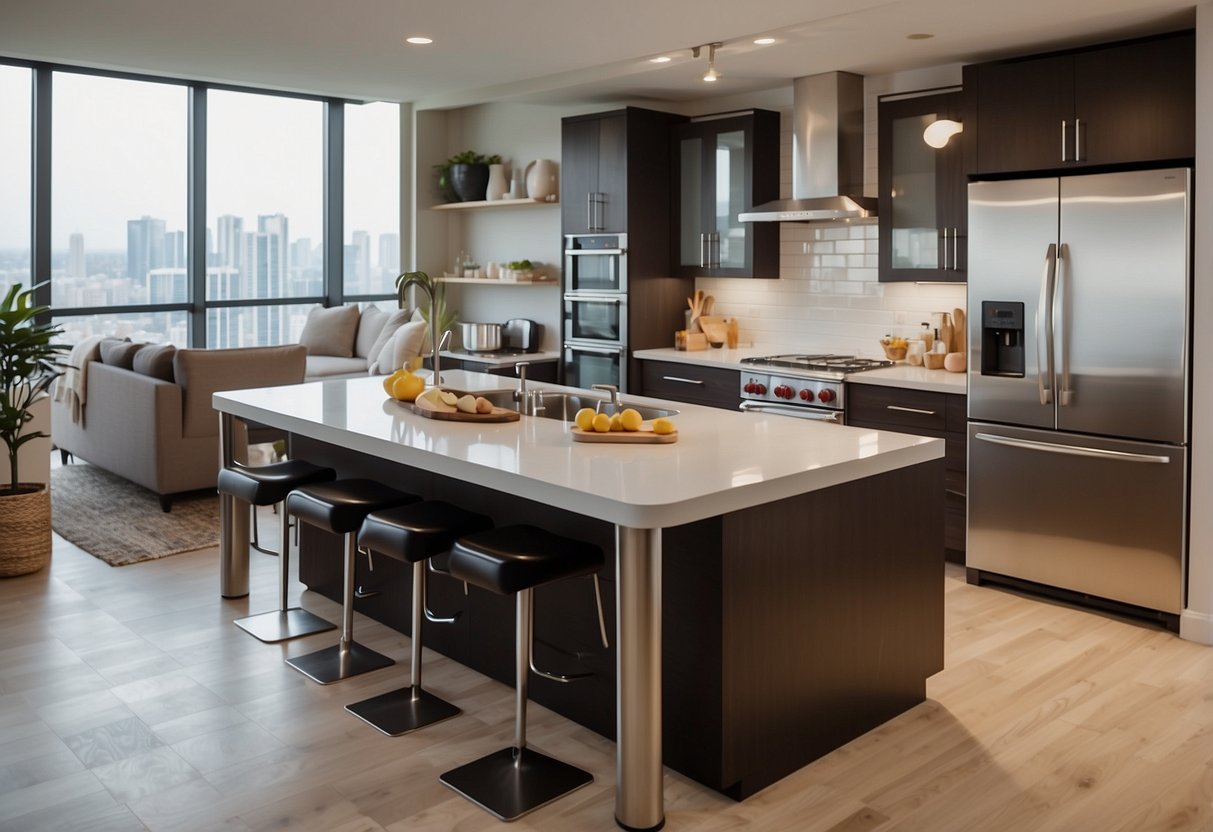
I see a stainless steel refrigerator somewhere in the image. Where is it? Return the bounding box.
[966,168,1190,619]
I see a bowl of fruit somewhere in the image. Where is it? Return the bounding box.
[879,336,909,361]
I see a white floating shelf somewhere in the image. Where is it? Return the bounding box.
[430,197,558,211]
[437,275,557,285]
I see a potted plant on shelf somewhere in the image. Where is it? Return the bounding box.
[435,150,502,203]
[0,283,68,577]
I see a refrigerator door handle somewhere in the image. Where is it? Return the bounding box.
[1056,242,1073,407]
[1036,243,1057,405]
[973,432,1171,464]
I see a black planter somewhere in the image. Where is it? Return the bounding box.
[449,163,490,202]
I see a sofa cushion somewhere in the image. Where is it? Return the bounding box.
[372,320,427,375]
[175,345,307,438]
[365,308,412,372]
[299,305,360,358]
[305,355,369,379]
[131,344,177,382]
[354,304,389,359]
[99,339,144,369]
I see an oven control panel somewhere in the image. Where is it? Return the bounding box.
[739,373,844,410]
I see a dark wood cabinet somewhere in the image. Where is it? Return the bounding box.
[639,360,740,410]
[878,91,966,283]
[967,30,1194,176]
[847,383,967,562]
[443,357,558,383]
[673,110,779,279]
[561,112,627,233]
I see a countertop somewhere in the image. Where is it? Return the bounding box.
[634,347,967,394]
[214,370,941,529]
[441,349,561,366]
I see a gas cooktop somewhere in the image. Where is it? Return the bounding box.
[740,354,893,374]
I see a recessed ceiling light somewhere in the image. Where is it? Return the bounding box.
[650,56,672,63]
[405,36,433,45]
[754,37,776,45]
[906,33,934,40]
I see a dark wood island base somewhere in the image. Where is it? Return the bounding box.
[293,435,944,800]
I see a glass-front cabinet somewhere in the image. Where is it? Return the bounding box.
[674,110,779,279]
[878,91,966,283]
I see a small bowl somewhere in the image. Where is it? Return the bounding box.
[880,342,907,361]
[923,352,946,370]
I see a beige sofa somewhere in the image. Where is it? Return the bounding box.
[301,303,426,380]
[52,344,306,510]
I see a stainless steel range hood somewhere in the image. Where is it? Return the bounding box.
[739,72,876,222]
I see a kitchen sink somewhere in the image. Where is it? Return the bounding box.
[473,389,678,422]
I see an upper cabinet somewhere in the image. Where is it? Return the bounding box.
[967,30,1195,176]
[878,91,966,283]
[561,112,627,233]
[673,110,780,279]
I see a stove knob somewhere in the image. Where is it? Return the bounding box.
[817,388,834,404]
[756,384,767,395]
[744,382,754,394]
[773,385,784,398]
[783,387,796,400]
[800,388,814,401]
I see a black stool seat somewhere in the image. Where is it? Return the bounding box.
[287,479,419,535]
[449,525,603,595]
[218,459,336,506]
[358,501,493,564]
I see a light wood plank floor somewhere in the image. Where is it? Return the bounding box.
[2,521,1211,831]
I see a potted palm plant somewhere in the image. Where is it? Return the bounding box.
[0,283,67,576]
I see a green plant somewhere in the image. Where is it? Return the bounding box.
[0,284,68,496]
[395,271,457,347]
[434,150,503,196]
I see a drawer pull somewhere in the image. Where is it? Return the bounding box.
[945,488,967,498]
[885,405,937,416]
[663,376,704,385]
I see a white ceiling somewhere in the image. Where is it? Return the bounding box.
[0,0,1195,107]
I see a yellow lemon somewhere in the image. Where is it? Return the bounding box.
[609,413,625,431]
[406,355,424,372]
[383,374,397,396]
[619,408,643,432]
[391,372,426,402]
[591,412,612,433]
[574,407,596,431]
[651,417,675,435]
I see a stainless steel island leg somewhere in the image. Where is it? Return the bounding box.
[218,411,250,599]
[615,526,664,831]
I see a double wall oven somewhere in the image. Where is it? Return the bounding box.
[564,233,629,390]
[739,354,893,422]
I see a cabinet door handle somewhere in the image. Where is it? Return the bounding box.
[1074,118,1082,162]
[1061,120,1068,162]
[662,376,704,385]
[586,193,593,230]
[942,227,949,270]
[699,233,706,268]
[952,227,959,271]
[885,404,937,416]
[595,192,604,231]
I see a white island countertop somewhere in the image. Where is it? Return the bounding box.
[635,347,967,394]
[215,371,942,529]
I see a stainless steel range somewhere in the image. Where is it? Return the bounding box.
[739,354,893,422]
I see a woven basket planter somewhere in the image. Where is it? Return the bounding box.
[0,485,51,577]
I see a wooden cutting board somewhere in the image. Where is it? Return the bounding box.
[409,396,520,422]
[697,315,729,345]
[571,426,678,444]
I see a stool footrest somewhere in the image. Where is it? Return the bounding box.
[345,685,460,736]
[285,642,394,685]
[234,608,335,643]
[439,746,593,822]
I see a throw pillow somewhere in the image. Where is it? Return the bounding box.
[354,304,389,359]
[131,343,177,382]
[98,339,144,369]
[373,320,427,375]
[364,308,412,372]
[298,304,360,358]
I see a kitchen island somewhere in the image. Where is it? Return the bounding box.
[214,371,944,830]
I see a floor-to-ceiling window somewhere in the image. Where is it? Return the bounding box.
[0,65,31,299]
[344,101,400,299]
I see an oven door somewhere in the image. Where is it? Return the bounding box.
[564,234,627,293]
[564,342,626,391]
[564,294,626,345]
[739,400,844,424]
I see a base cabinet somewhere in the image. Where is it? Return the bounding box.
[639,360,741,410]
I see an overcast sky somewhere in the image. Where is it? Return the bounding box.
[0,65,399,252]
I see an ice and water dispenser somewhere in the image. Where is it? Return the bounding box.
[980,301,1025,377]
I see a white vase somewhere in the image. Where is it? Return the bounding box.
[508,166,526,199]
[486,164,507,201]
[525,159,558,201]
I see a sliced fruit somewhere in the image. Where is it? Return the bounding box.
[475,396,493,414]
[391,372,425,402]
[619,408,643,432]
[417,387,444,406]
[574,407,596,431]
[651,417,675,435]
[455,394,478,414]
[439,390,459,406]
[591,412,612,433]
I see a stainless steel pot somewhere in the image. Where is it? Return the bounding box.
[459,322,502,352]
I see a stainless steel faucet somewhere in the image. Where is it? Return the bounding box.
[514,362,545,416]
[592,383,619,414]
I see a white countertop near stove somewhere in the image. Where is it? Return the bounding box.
[441,349,561,366]
[634,348,966,395]
[214,370,941,529]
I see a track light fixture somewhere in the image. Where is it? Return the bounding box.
[692,42,723,83]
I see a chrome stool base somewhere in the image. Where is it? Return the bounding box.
[439,746,593,822]
[233,608,335,644]
[345,684,460,736]
[285,642,394,685]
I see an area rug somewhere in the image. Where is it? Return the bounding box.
[51,463,219,566]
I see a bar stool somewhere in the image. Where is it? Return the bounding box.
[218,459,337,643]
[440,524,605,822]
[284,479,419,684]
[344,501,493,735]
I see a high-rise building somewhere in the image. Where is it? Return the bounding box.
[147,267,188,304]
[68,233,85,279]
[215,215,243,269]
[378,232,400,277]
[163,230,186,269]
[350,230,370,294]
[206,266,243,348]
[127,216,166,284]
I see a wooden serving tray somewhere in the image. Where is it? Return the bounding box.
[408,396,520,422]
[571,426,678,444]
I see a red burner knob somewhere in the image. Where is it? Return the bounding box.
[800,388,814,401]
[756,384,767,395]
[783,387,796,400]
[744,382,755,393]
[817,388,834,404]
